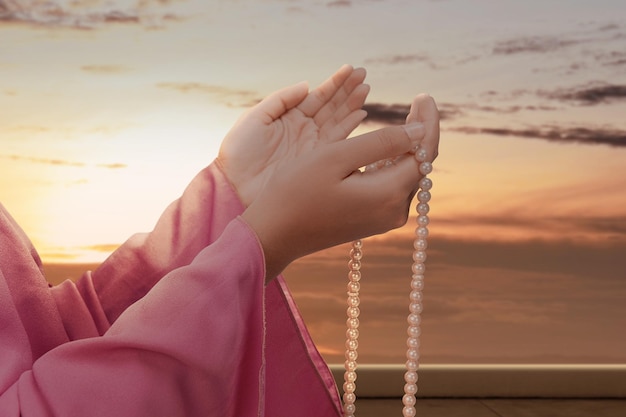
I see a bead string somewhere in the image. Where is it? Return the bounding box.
[343,146,433,417]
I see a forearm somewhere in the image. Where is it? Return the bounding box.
[1,218,266,417]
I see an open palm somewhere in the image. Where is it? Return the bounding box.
[217,65,369,207]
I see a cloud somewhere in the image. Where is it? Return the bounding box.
[362,102,461,125]
[0,0,180,29]
[0,154,127,168]
[1,154,85,167]
[327,0,351,6]
[540,83,626,105]
[284,229,626,363]
[81,243,121,252]
[81,65,131,74]
[452,125,626,147]
[156,82,260,107]
[360,100,557,125]
[362,103,410,124]
[365,53,438,68]
[96,162,127,169]
[493,35,587,55]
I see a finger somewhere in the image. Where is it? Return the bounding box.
[318,83,370,142]
[321,109,368,143]
[255,81,309,123]
[297,64,353,117]
[311,67,368,127]
[329,123,425,176]
[407,94,440,162]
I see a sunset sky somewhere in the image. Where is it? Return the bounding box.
[1,0,625,364]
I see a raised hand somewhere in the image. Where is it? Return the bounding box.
[242,95,440,281]
[217,65,370,207]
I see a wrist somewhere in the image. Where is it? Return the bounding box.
[241,206,292,283]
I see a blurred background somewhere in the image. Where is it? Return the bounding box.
[1,0,624,364]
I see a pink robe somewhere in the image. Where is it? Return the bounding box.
[0,161,342,416]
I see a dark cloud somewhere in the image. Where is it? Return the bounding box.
[327,0,351,6]
[362,103,409,124]
[362,102,461,125]
[365,53,435,67]
[0,0,179,29]
[361,101,557,125]
[156,82,260,107]
[541,83,626,105]
[452,125,626,147]
[493,35,587,55]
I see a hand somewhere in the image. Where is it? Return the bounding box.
[242,94,439,281]
[217,65,370,207]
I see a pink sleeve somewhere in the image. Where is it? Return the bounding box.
[0,217,268,417]
[51,160,246,335]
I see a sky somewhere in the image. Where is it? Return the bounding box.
[1,0,625,364]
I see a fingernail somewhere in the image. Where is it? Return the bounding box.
[403,122,425,144]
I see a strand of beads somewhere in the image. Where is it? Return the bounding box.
[343,239,362,417]
[402,146,433,417]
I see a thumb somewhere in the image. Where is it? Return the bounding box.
[255,81,309,122]
[331,123,425,174]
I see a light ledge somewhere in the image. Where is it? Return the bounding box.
[329,364,626,398]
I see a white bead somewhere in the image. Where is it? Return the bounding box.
[345,371,357,382]
[419,177,432,190]
[403,405,417,417]
[411,278,424,291]
[343,392,356,404]
[343,382,356,393]
[416,202,429,215]
[352,239,362,249]
[417,190,431,203]
[411,263,425,274]
[347,296,360,307]
[415,147,428,162]
[407,337,420,349]
[406,359,419,371]
[406,348,419,361]
[413,250,427,263]
[344,403,356,414]
[345,349,358,361]
[346,318,359,329]
[407,326,421,338]
[345,339,358,350]
[407,314,421,326]
[410,290,422,303]
[346,328,359,340]
[349,270,361,281]
[404,382,418,395]
[350,248,362,261]
[417,215,430,227]
[415,226,429,238]
[347,307,360,318]
[409,302,423,313]
[347,281,360,293]
[405,371,418,384]
[413,238,427,251]
[403,393,417,406]
[348,260,361,271]
[345,360,358,371]
[419,161,433,175]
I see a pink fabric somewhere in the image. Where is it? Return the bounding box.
[0,161,342,416]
